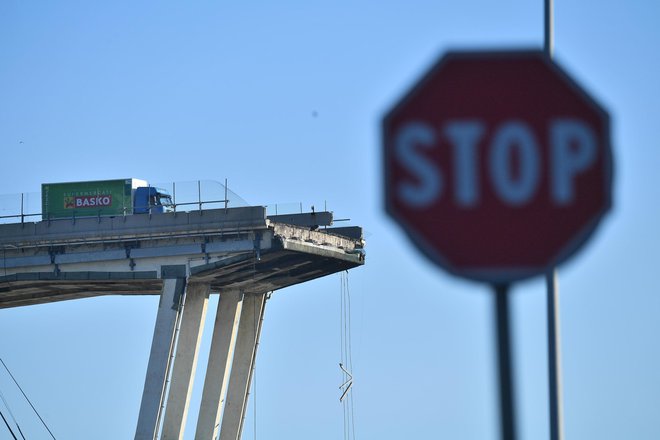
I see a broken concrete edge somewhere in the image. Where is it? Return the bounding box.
[276,239,365,265]
[271,223,364,251]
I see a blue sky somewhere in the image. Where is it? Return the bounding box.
[1,1,660,439]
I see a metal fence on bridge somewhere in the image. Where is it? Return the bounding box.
[0,179,337,224]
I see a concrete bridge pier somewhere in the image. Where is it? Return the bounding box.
[194,291,267,440]
[194,290,243,440]
[134,279,268,440]
[135,271,187,440]
[217,292,267,440]
[161,282,210,439]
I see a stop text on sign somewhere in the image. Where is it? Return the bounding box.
[396,118,597,209]
[383,50,612,282]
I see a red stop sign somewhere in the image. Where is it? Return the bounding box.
[383,50,613,282]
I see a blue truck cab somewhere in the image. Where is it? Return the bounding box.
[133,186,173,214]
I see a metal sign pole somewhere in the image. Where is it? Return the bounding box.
[546,271,564,440]
[545,0,553,56]
[545,1,564,439]
[494,283,516,440]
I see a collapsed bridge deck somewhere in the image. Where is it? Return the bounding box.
[0,206,365,308]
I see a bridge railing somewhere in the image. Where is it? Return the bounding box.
[153,179,249,213]
[0,180,341,224]
[0,192,41,224]
[263,201,331,216]
[0,180,250,224]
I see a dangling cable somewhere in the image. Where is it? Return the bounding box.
[345,272,356,440]
[339,271,356,440]
[339,272,347,440]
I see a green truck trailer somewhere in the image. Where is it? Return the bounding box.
[41,179,172,220]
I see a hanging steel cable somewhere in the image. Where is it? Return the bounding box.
[339,271,356,440]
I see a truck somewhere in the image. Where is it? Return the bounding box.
[41,178,173,220]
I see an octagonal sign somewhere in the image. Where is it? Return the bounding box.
[383,50,613,283]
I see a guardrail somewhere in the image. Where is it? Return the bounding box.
[0,180,247,224]
[0,180,341,225]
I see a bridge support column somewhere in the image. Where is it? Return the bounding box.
[161,283,210,440]
[218,292,267,440]
[135,276,186,440]
[195,290,243,440]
